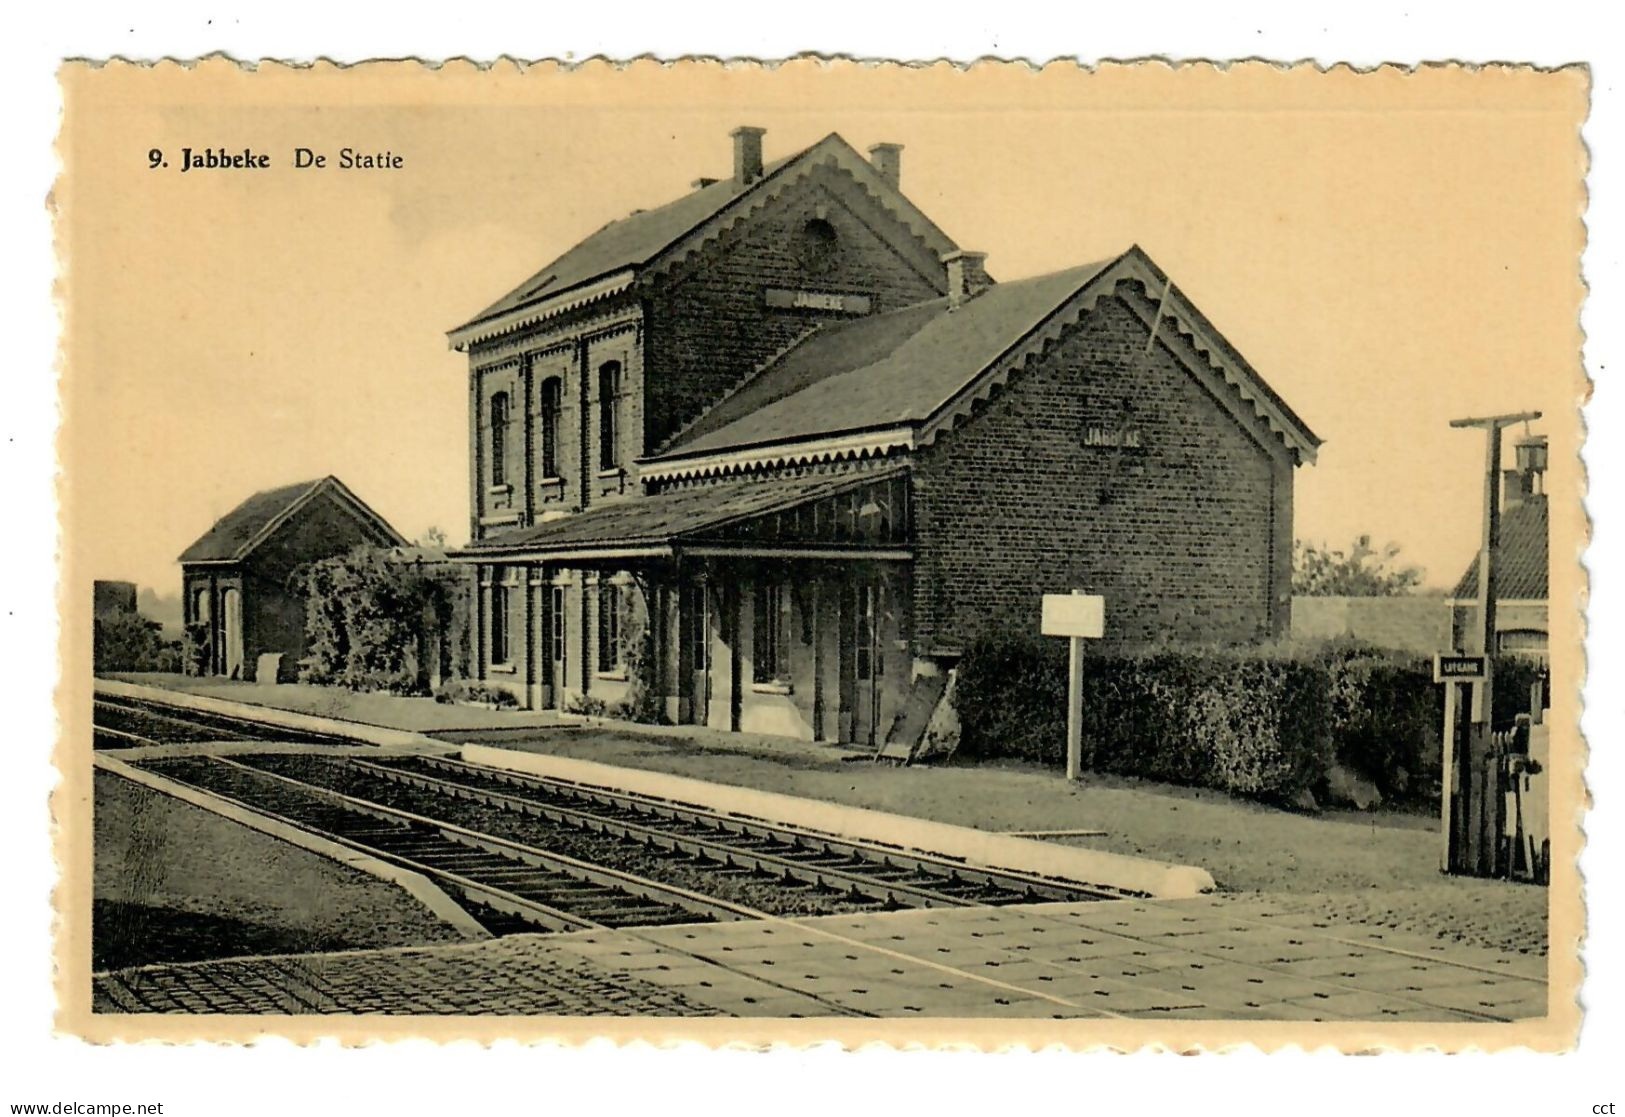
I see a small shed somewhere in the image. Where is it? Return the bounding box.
[178,476,406,680]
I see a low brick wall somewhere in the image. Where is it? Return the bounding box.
[1291,595,1454,653]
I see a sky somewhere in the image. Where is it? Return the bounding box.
[59,61,1587,596]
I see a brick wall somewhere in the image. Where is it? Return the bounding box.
[912,292,1295,651]
[468,308,644,539]
[1291,595,1455,653]
[243,488,403,676]
[644,164,945,451]
[529,344,579,514]
[473,359,525,533]
[585,327,643,505]
[464,163,946,534]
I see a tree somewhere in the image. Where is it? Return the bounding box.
[1293,535,1425,597]
[95,611,183,673]
[417,526,448,550]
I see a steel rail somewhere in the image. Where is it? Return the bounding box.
[94,698,267,742]
[206,756,767,927]
[161,756,604,933]
[404,754,1129,902]
[93,724,163,746]
[342,756,985,910]
[96,697,350,746]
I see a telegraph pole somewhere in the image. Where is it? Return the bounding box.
[1446,410,1540,872]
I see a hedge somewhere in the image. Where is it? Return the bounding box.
[951,634,1545,808]
[297,547,473,694]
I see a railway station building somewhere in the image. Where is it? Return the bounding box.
[449,126,1320,745]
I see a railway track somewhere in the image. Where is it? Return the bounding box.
[93,695,350,748]
[383,755,1125,904]
[143,754,761,935]
[101,693,1117,944]
[236,752,1122,909]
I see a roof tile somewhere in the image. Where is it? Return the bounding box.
[463,468,905,555]
[658,261,1114,458]
[1451,497,1549,601]
[178,479,328,563]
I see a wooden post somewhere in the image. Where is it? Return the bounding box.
[727,581,742,733]
[1042,589,1104,783]
[811,577,825,741]
[1066,632,1084,781]
[1449,410,1540,877]
[1440,681,1457,873]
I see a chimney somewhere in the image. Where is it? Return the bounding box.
[732,125,765,186]
[1502,468,1530,510]
[943,250,990,310]
[868,143,903,189]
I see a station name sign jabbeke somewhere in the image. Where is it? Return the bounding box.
[1433,654,1488,683]
[763,288,873,315]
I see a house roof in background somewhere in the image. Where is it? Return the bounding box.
[1451,496,1550,601]
[178,476,405,564]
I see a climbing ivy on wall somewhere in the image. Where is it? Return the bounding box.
[296,547,473,694]
[617,575,666,724]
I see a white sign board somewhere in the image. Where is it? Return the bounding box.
[1041,593,1105,639]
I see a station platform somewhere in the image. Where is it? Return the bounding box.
[95,894,1547,1021]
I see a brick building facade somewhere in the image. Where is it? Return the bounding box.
[449,127,1320,745]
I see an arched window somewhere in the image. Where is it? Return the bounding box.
[796,217,839,274]
[539,376,562,480]
[598,362,622,471]
[489,391,510,487]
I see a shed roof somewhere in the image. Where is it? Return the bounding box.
[178,476,405,564]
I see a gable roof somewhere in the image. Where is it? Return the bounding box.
[646,245,1321,477]
[663,264,1110,457]
[447,133,959,350]
[178,476,406,564]
[1451,496,1549,601]
[459,467,907,559]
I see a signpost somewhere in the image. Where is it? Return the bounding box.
[1445,410,1540,876]
[1433,653,1486,872]
[1042,591,1105,781]
[1434,654,1487,683]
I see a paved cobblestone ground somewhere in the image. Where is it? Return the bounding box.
[1214,882,1549,958]
[95,938,722,1016]
[93,897,1548,1021]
